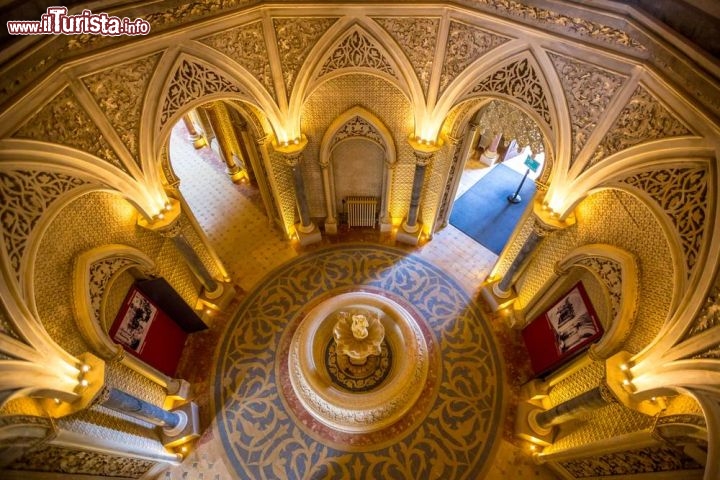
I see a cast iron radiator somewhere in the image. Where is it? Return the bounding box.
[346,196,378,227]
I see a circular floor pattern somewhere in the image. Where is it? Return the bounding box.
[213,245,504,480]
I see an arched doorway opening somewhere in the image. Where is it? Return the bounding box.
[166,100,292,289]
[445,100,547,256]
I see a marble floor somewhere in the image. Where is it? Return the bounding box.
[156,122,559,479]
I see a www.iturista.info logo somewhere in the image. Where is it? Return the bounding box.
[7,7,151,36]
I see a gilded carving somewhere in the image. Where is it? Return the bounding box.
[0,170,88,279]
[577,257,622,320]
[159,146,179,188]
[273,17,339,95]
[0,302,20,341]
[683,279,719,343]
[88,258,135,327]
[160,59,246,128]
[588,86,692,169]
[82,53,162,164]
[7,444,154,478]
[134,0,255,38]
[466,58,552,126]
[199,21,277,101]
[318,30,397,78]
[440,20,510,95]
[619,166,707,274]
[331,116,385,149]
[548,52,626,163]
[373,17,440,95]
[12,88,126,172]
[472,0,646,52]
[559,445,702,477]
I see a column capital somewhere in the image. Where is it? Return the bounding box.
[531,199,575,236]
[137,198,182,235]
[273,134,308,159]
[407,137,443,166]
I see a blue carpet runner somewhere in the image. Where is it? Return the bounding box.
[450,164,536,255]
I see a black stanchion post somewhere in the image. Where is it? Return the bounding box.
[508,168,530,204]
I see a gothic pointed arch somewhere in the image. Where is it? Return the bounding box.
[454,51,555,134]
[296,20,421,118]
[320,106,396,167]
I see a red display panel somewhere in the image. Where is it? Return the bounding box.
[522,281,603,377]
[109,286,187,376]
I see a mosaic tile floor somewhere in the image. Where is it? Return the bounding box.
[158,123,559,479]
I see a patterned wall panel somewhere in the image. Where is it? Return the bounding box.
[7,444,154,478]
[12,88,126,172]
[300,74,414,219]
[586,86,692,170]
[272,17,339,97]
[266,149,299,233]
[547,52,626,165]
[421,147,451,232]
[199,21,277,102]
[32,191,198,358]
[559,445,702,477]
[440,20,511,95]
[81,53,162,165]
[0,169,88,281]
[516,189,674,355]
[618,166,708,277]
[372,16,440,96]
[463,58,552,127]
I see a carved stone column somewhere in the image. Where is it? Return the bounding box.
[137,199,235,311]
[517,380,619,447]
[274,136,321,246]
[434,133,462,232]
[182,113,203,148]
[379,160,394,232]
[97,386,199,448]
[193,107,214,149]
[202,102,246,184]
[397,138,441,246]
[320,159,338,234]
[481,201,575,312]
[480,132,503,166]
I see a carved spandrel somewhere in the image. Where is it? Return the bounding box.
[548,52,626,164]
[587,86,692,170]
[12,88,126,173]
[440,20,510,95]
[373,17,440,96]
[200,21,277,102]
[273,17,339,96]
[81,53,162,165]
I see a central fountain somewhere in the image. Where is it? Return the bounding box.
[333,309,385,365]
[286,291,431,434]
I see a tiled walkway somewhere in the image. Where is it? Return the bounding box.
[158,123,559,479]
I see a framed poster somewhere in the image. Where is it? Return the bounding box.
[522,282,603,377]
[112,288,157,353]
[109,284,189,376]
